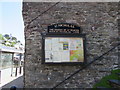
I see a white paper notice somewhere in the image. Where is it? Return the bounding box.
[45,51,53,62]
[59,43,63,51]
[69,41,76,50]
[80,38,83,48]
[52,52,62,62]
[69,38,83,50]
[52,38,59,43]
[61,51,70,62]
[59,38,69,42]
[52,38,60,51]
[45,39,52,51]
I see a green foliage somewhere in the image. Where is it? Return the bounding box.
[12,37,17,41]
[93,69,120,89]
[0,34,4,40]
[0,34,2,39]
[4,34,10,40]
[0,33,23,47]
[111,69,120,74]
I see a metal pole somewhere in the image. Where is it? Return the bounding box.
[19,53,22,74]
[15,67,17,77]
[0,51,1,83]
[19,66,21,74]
[11,53,14,77]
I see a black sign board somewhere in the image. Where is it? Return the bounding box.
[42,34,86,65]
[48,23,81,34]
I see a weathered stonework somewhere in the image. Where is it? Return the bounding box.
[22,2,119,88]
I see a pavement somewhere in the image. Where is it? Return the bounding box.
[0,67,23,89]
[2,76,23,89]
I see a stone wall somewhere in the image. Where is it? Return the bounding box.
[22,2,119,88]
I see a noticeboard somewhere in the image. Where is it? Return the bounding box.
[42,34,86,64]
[42,23,86,64]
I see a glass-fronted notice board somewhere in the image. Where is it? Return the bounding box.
[42,34,86,64]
